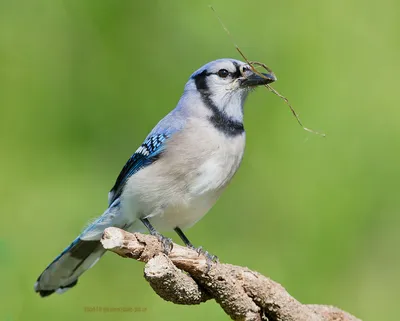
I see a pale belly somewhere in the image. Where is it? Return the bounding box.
[146,190,221,231]
[121,162,226,231]
[121,120,246,232]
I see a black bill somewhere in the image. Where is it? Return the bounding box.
[240,72,277,87]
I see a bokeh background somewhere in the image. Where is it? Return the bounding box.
[1,0,399,320]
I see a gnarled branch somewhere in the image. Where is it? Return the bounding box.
[101,227,361,321]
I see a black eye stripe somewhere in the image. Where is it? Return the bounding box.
[206,69,241,78]
[231,61,242,78]
[192,63,243,84]
[231,69,241,78]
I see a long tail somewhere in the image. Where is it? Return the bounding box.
[34,199,128,297]
[34,238,105,297]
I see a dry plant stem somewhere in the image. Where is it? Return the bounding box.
[210,5,326,137]
[101,227,361,321]
[247,60,325,137]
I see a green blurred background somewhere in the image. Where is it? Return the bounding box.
[1,0,399,320]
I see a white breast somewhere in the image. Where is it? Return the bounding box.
[122,118,246,231]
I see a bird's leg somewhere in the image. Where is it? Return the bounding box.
[140,218,173,254]
[174,226,195,248]
[174,227,218,273]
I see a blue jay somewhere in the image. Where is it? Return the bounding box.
[34,58,276,297]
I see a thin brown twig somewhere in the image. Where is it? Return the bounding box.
[209,5,326,137]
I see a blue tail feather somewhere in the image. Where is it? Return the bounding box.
[35,200,127,297]
[34,238,105,297]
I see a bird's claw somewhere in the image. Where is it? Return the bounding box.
[190,246,219,273]
[155,234,173,254]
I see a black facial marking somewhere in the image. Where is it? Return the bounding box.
[231,61,241,79]
[193,69,244,137]
[193,70,209,91]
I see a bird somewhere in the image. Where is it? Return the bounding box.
[34,58,276,297]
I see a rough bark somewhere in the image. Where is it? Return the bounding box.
[101,227,361,321]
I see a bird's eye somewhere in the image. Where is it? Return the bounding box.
[217,69,229,78]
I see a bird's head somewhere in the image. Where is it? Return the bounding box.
[184,59,276,129]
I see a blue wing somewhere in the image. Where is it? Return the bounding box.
[108,134,169,205]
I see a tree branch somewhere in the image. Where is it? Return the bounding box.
[101,227,361,321]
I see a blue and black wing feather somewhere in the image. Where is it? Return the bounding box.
[108,134,168,205]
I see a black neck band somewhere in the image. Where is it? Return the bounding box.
[193,70,244,137]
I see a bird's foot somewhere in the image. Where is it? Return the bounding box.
[154,233,173,255]
[189,246,219,273]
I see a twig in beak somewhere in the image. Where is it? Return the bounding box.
[209,5,326,137]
